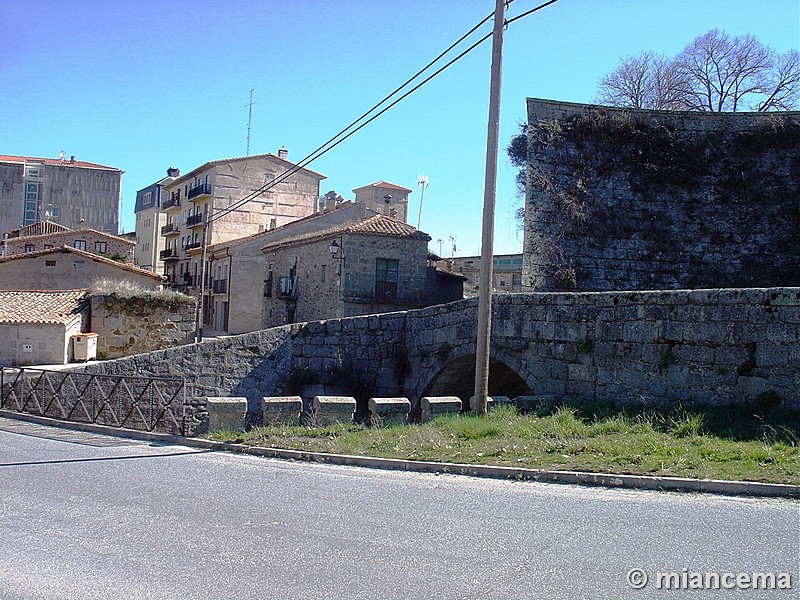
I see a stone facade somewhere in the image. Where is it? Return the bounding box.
[2,227,133,261]
[72,288,800,417]
[161,152,325,295]
[261,214,460,327]
[522,99,800,291]
[90,294,195,359]
[352,181,412,223]
[0,247,163,291]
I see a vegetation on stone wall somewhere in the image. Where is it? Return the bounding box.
[513,105,800,290]
[90,278,195,311]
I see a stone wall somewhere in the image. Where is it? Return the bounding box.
[90,294,195,359]
[523,98,800,291]
[73,288,799,414]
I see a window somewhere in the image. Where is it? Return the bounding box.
[320,264,327,283]
[24,243,35,253]
[50,207,59,218]
[74,240,86,251]
[95,241,107,253]
[375,258,399,301]
[43,244,52,250]
[45,260,56,267]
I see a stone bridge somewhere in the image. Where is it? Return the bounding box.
[75,287,799,417]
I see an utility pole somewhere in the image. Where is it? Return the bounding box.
[194,213,210,343]
[245,89,256,156]
[473,0,506,414]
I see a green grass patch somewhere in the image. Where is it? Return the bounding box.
[208,402,800,485]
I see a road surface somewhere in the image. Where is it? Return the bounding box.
[0,417,797,599]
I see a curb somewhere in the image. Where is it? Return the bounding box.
[2,410,798,499]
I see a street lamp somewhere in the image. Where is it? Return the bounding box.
[329,238,344,276]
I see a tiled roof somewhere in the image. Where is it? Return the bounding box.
[3,226,134,247]
[0,246,163,281]
[0,154,122,172]
[4,221,70,239]
[261,214,430,251]
[352,181,413,193]
[345,215,428,238]
[0,289,88,324]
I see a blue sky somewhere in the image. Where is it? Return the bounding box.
[4,0,798,256]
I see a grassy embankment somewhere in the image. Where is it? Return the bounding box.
[210,401,800,485]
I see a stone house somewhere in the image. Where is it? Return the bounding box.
[0,289,89,366]
[160,150,325,296]
[2,221,134,261]
[261,213,464,327]
[352,181,412,223]
[0,246,163,291]
[0,154,123,235]
[205,201,381,334]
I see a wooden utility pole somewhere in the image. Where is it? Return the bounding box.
[473,0,506,414]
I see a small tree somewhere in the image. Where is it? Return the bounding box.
[597,29,800,112]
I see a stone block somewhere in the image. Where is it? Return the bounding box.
[420,396,462,422]
[514,394,559,412]
[261,396,302,426]
[312,396,356,426]
[368,397,411,426]
[206,396,247,432]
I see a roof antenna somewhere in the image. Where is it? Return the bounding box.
[245,89,256,156]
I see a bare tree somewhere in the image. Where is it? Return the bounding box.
[598,52,684,110]
[597,29,800,112]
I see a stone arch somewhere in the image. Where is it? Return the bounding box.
[420,353,531,409]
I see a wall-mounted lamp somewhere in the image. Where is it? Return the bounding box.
[329,239,340,259]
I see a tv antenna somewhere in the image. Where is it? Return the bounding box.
[245,89,256,156]
[416,174,428,229]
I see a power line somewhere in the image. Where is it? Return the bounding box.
[211,2,537,224]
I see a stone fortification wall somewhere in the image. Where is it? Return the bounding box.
[523,98,800,292]
[90,294,195,359]
[74,288,799,414]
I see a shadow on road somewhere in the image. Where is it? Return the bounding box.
[0,449,213,468]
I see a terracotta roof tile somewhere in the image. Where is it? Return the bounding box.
[0,246,163,281]
[352,181,413,193]
[0,289,88,324]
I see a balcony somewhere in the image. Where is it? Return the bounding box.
[163,192,181,209]
[159,248,179,261]
[185,241,202,251]
[213,279,228,294]
[188,181,212,200]
[186,213,204,228]
[160,222,178,236]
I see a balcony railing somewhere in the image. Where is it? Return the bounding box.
[159,248,179,260]
[188,181,212,200]
[185,241,202,251]
[160,222,178,236]
[186,214,204,228]
[163,192,181,209]
[213,279,228,294]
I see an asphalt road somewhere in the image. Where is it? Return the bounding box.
[0,417,797,600]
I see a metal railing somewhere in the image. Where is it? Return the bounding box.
[187,181,212,200]
[1,367,189,435]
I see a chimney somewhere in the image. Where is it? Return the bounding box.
[167,167,180,177]
[278,146,288,159]
[70,156,76,163]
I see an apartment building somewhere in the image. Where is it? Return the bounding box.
[0,154,123,235]
[160,151,324,293]
[133,167,180,272]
